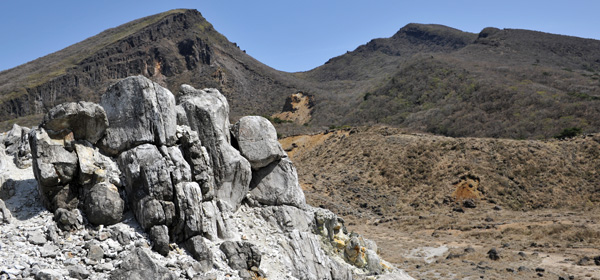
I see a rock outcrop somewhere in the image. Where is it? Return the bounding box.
[2,124,32,168]
[23,75,412,279]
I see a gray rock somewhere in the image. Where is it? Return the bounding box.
[219,241,261,274]
[231,116,286,170]
[177,125,214,199]
[178,86,251,210]
[29,128,79,211]
[83,182,124,226]
[173,182,203,242]
[67,265,90,279]
[0,199,12,224]
[109,248,177,280]
[35,270,62,280]
[281,231,353,280]
[250,158,306,208]
[87,244,104,262]
[259,205,312,233]
[149,225,170,256]
[74,142,121,187]
[118,144,174,202]
[4,124,32,168]
[46,224,60,243]
[100,75,177,155]
[163,146,192,185]
[366,249,383,274]
[42,101,108,144]
[199,200,235,241]
[39,243,59,258]
[27,231,47,245]
[182,236,212,271]
[54,208,83,231]
[111,226,132,246]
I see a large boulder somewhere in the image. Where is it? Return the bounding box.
[29,128,79,211]
[42,101,108,144]
[83,182,124,226]
[178,85,251,210]
[182,235,213,271]
[231,116,286,170]
[100,76,177,155]
[250,158,306,208]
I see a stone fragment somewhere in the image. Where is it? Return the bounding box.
[54,208,83,231]
[182,235,213,271]
[83,182,124,226]
[0,199,12,224]
[67,265,90,280]
[488,248,500,260]
[109,248,177,280]
[27,231,47,245]
[35,270,62,280]
[4,124,32,168]
[231,116,286,169]
[40,243,59,258]
[250,158,306,208]
[100,75,177,155]
[42,101,108,144]
[149,225,170,256]
[86,244,104,262]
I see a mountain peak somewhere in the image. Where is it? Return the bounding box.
[393,23,476,49]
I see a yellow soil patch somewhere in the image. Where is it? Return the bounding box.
[272,92,313,125]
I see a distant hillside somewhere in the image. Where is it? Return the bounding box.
[282,126,600,217]
[1,11,600,139]
[296,24,600,139]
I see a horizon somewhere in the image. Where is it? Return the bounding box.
[1,0,599,73]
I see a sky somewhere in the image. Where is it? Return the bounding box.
[1,0,599,73]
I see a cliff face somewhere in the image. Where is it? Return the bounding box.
[0,9,307,130]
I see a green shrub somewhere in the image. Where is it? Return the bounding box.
[554,127,582,139]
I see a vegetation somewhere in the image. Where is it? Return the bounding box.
[554,127,582,139]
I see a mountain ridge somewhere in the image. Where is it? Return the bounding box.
[1,9,600,140]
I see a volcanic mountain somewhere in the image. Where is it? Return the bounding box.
[2,9,600,139]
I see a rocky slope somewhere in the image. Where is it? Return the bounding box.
[0,76,413,279]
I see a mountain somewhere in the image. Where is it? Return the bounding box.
[0,9,310,130]
[296,24,600,139]
[2,9,600,139]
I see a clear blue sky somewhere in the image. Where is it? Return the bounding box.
[1,0,599,72]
